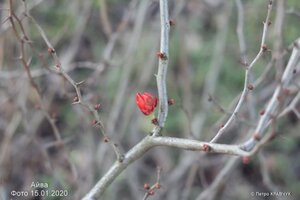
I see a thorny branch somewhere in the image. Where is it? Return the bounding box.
[24,3,124,161]
[7,0,62,142]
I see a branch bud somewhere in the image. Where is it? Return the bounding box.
[144,183,150,190]
[156,52,167,60]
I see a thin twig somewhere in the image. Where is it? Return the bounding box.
[210,1,273,143]
[241,37,300,151]
[25,11,126,160]
[142,167,162,200]
[8,0,62,142]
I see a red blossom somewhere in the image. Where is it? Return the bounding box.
[136,92,158,115]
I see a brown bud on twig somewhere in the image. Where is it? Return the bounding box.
[168,98,175,106]
[169,20,175,26]
[293,69,297,74]
[247,84,254,90]
[262,44,268,52]
[155,183,161,189]
[268,132,277,142]
[148,190,155,196]
[259,110,265,116]
[156,52,167,60]
[203,144,211,152]
[253,132,261,141]
[47,47,55,54]
[103,136,109,143]
[151,118,158,125]
[267,21,272,26]
[94,104,101,110]
[144,183,150,190]
[92,119,98,126]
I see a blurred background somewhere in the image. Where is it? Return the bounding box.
[0,0,300,199]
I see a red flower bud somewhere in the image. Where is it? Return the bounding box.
[136,92,158,115]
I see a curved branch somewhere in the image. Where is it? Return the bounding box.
[81,133,249,199]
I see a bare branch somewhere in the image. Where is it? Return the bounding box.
[155,0,170,131]
[210,1,273,143]
[242,37,300,151]
[82,133,248,199]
